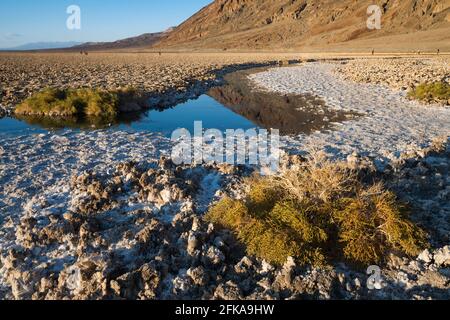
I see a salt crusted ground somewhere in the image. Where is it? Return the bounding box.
[333,58,449,93]
[249,62,450,168]
[0,59,449,300]
[0,129,448,300]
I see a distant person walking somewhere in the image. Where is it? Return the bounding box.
[372,49,375,56]
[437,49,440,55]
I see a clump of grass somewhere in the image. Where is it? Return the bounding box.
[334,184,427,266]
[75,88,119,117]
[408,81,450,104]
[206,153,428,267]
[15,88,77,117]
[15,87,143,118]
[208,184,329,266]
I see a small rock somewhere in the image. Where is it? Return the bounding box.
[203,246,225,266]
[187,266,209,286]
[214,281,242,300]
[434,246,450,267]
[187,233,199,256]
[354,278,361,289]
[418,249,433,264]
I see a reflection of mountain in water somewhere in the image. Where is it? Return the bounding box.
[6,67,359,135]
[208,69,358,135]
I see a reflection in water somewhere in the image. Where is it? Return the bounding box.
[208,69,359,135]
[1,67,359,136]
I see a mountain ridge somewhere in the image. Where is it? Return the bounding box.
[72,28,175,51]
[153,0,450,51]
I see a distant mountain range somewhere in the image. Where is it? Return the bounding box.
[1,28,174,52]
[71,29,174,51]
[0,42,82,51]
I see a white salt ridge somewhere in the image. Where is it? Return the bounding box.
[0,129,236,296]
[0,130,174,293]
[249,63,450,163]
[0,130,172,218]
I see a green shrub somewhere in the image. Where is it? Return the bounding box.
[206,155,428,267]
[15,87,142,118]
[408,82,450,103]
[207,196,328,266]
[74,88,118,117]
[334,185,427,266]
[15,88,79,116]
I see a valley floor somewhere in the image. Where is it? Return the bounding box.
[249,59,450,164]
[0,54,449,300]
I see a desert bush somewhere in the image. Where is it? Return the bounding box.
[334,184,427,266]
[206,153,428,267]
[15,87,142,118]
[207,196,328,266]
[268,152,357,204]
[74,88,118,117]
[15,88,79,116]
[408,81,450,104]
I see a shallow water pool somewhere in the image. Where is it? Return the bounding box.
[0,94,260,138]
[0,69,356,138]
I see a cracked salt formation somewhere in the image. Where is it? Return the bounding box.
[0,60,449,300]
[250,63,450,166]
[0,142,449,300]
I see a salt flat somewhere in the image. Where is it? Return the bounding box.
[250,62,450,166]
[0,57,449,300]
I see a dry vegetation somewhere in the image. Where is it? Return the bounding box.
[207,153,428,267]
[408,81,450,104]
[15,88,118,118]
[14,87,146,119]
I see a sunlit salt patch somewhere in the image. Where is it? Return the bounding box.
[0,130,173,225]
[249,63,450,164]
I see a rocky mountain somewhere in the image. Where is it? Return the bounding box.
[154,0,450,51]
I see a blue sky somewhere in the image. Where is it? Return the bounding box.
[0,0,212,48]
